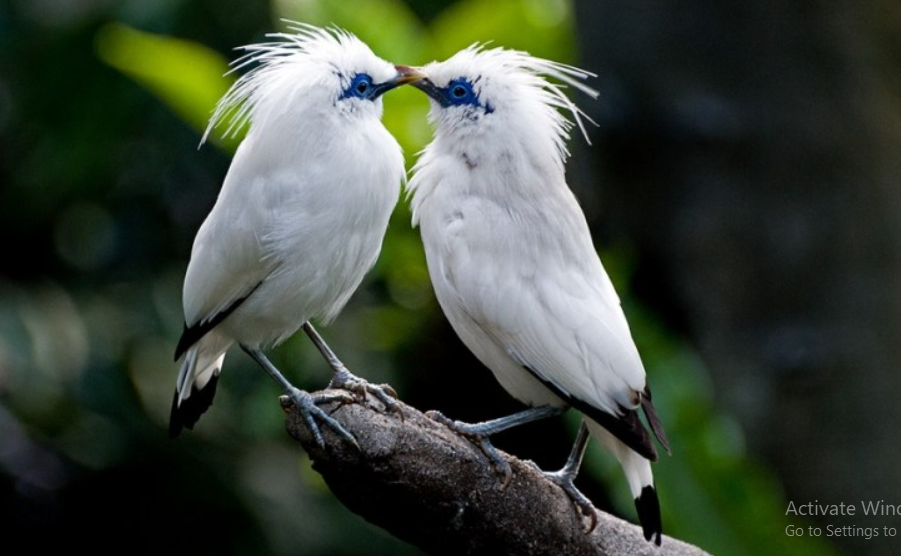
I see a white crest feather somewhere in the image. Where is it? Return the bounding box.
[200,21,365,145]
[457,44,597,143]
[415,44,598,175]
[475,44,598,144]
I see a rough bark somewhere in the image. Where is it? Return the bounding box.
[284,393,711,556]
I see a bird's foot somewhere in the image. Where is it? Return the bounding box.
[426,410,513,487]
[543,467,598,533]
[279,388,358,450]
[329,367,401,417]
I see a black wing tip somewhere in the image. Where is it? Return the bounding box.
[594,404,659,462]
[173,282,262,362]
[521,365,660,461]
[641,395,672,456]
[168,374,221,438]
[635,485,662,546]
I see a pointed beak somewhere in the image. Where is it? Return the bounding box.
[370,65,427,99]
[408,76,444,104]
[393,65,427,86]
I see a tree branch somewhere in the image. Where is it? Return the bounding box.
[284,392,712,556]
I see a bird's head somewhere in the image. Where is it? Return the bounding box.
[409,45,598,168]
[203,22,424,143]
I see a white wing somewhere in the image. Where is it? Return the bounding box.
[432,178,646,416]
[505,262,644,416]
[182,142,276,329]
[428,183,661,461]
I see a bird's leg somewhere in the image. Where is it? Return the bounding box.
[242,346,357,449]
[301,322,400,414]
[427,405,565,487]
[543,420,598,532]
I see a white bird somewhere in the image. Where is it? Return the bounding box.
[407,46,670,544]
[170,23,423,446]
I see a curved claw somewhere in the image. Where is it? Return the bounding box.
[427,410,513,488]
[243,345,357,450]
[330,368,402,418]
[281,389,359,450]
[366,383,404,422]
[476,435,513,487]
[542,420,597,532]
[544,469,598,532]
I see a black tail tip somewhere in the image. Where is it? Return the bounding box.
[168,415,190,439]
[635,485,662,546]
[168,375,220,439]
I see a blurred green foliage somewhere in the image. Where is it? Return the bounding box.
[96,22,233,140]
[0,0,842,554]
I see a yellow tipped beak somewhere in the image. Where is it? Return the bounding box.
[370,66,427,98]
[392,65,427,86]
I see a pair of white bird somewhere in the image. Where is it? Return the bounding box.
[170,23,669,545]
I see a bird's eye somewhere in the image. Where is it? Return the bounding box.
[444,79,477,107]
[344,73,374,100]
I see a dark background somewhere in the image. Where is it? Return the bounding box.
[2,0,898,554]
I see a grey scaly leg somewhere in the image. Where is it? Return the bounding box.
[301,322,400,414]
[242,346,357,449]
[428,405,566,486]
[544,420,598,531]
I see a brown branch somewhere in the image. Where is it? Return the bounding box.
[284,392,712,556]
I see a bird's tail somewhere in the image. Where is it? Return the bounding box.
[169,331,232,438]
[587,420,662,546]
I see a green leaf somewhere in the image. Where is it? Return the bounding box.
[273,0,429,63]
[430,0,576,62]
[95,23,238,150]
